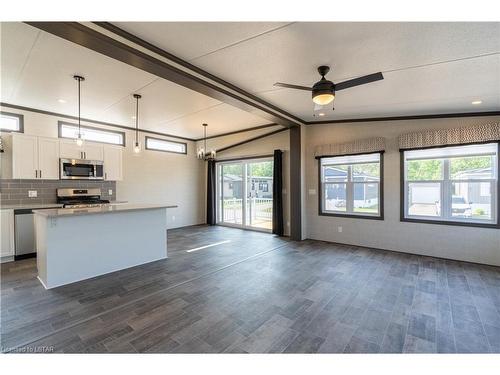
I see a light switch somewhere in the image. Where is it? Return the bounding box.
[108,189,113,195]
[28,190,38,198]
[308,189,316,195]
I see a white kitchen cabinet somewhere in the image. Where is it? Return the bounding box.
[0,209,15,259]
[103,145,123,181]
[37,137,60,179]
[59,139,103,161]
[12,134,38,179]
[12,134,59,180]
[59,139,83,159]
[84,142,104,161]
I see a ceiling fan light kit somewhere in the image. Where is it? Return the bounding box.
[274,65,384,113]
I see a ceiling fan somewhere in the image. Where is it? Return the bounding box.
[274,66,384,108]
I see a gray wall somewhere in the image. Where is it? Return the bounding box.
[0,179,116,206]
[305,116,500,266]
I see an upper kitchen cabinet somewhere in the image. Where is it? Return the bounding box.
[12,134,59,180]
[103,145,123,181]
[59,139,104,160]
[37,137,60,179]
[84,142,104,161]
[12,134,38,179]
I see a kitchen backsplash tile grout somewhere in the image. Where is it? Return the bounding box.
[0,179,116,205]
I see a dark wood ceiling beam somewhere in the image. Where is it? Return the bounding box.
[25,22,302,129]
[94,22,305,126]
[216,128,288,153]
[305,111,500,125]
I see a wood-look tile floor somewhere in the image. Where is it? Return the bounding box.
[2,225,500,353]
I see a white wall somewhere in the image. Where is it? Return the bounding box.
[0,106,205,228]
[199,126,291,235]
[305,115,500,266]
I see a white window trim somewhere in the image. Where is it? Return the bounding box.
[402,143,499,228]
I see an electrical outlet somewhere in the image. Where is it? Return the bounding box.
[338,226,343,233]
[28,190,37,198]
[108,189,113,195]
[308,189,316,195]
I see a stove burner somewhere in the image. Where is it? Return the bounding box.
[57,188,110,208]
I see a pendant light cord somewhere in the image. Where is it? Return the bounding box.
[77,78,81,137]
[135,96,139,144]
[204,125,207,152]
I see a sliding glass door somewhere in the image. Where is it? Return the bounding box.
[217,158,273,232]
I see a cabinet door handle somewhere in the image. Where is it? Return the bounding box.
[39,170,42,179]
[105,172,107,180]
[35,170,38,178]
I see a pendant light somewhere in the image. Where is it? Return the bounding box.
[73,75,85,147]
[197,123,216,160]
[133,94,142,154]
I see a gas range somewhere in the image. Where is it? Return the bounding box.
[57,188,110,208]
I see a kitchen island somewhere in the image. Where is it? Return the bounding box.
[33,204,176,289]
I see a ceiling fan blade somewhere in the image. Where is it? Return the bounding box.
[274,82,312,91]
[335,72,384,91]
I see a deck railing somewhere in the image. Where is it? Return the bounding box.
[222,197,272,223]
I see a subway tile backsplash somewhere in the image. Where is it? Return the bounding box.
[0,179,116,205]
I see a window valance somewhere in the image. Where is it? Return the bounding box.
[314,137,385,158]
[398,122,500,150]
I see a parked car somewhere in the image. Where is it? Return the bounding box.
[451,195,472,217]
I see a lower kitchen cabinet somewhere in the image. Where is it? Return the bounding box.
[0,209,15,259]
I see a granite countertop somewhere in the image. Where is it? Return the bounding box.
[0,201,127,210]
[0,203,64,210]
[33,204,177,218]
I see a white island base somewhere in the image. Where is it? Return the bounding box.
[34,205,174,289]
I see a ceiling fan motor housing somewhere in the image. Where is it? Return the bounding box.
[312,79,335,100]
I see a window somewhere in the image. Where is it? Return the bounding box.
[0,112,23,132]
[145,136,187,154]
[402,143,499,227]
[319,152,383,219]
[59,121,125,146]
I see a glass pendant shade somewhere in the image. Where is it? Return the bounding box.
[133,142,141,154]
[312,93,335,105]
[76,135,84,147]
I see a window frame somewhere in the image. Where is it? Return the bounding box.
[399,141,500,229]
[58,121,125,146]
[145,136,187,155]
[318,151,384,220]
[0,111,24,133]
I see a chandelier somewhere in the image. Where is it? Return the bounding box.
[197,123,216,160]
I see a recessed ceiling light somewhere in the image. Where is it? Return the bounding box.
[471,100,482,105]
[58,99,66,103]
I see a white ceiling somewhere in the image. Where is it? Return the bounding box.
[1,22,499,139]
[114,22,500,121]
[0,22,270,139]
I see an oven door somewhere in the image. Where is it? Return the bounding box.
[60,159,104,180]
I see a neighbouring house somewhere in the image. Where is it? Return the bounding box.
[222,174,273,199]
[323,166,378,208]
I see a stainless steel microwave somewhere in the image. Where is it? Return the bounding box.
[60,158,104,180]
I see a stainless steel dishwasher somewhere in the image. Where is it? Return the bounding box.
[14,209,36,259]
